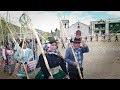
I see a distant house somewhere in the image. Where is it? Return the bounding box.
[90,18,120,36]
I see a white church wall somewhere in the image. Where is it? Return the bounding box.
[66,22,90,38]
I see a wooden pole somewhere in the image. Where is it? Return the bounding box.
[4,14,30,79]
[0,17,4,46]
[24,13,53,78]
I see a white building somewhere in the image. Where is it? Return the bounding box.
[60,19,90,39]
[90,18,120,36]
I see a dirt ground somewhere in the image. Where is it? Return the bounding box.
[83,41,120,79]
[0,40,120,79]
[59,40,120,79]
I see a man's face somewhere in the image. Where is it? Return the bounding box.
[73,42,80,49]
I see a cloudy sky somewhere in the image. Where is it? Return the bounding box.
[0,11,120,32]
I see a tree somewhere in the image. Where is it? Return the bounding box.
[44,33,49,42]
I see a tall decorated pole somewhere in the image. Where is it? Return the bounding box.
[0,16,4,46]
[22,12,53,78]
[5,12,30,79]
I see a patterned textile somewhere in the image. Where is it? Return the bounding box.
[14,48,34,63]
[73,47,82,66]
[44,43,60,55]
[35,69,68,79]
[2,55,14,65]
[50,66,60,75]
[14,61,35,77]
[47,48,60,55]
[7,56,14,65]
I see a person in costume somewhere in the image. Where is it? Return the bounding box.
[35,37,69,79]
[2,42,14,75]
[43,36,59,54]
[65,37,89,79]
[14,41,34,79]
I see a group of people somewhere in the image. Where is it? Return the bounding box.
[0,38,38,79]
[89,34,119,42]
[35,30,89,79]
[0,30,89,79]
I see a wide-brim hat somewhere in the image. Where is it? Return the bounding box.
[71,37,81,43]
[48,37,57,44]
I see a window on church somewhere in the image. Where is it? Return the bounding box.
[78,26,80,28]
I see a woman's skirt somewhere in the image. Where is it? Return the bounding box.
[2,55,14,66]
[35,69,68,79]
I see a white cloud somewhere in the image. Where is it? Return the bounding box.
[107,11,120,16]
[0,11,7,16]
[79,16,96,25]
[0,11,26,26]
[64,12,95,26]
[0,11,96,33]
[28,11,60,32]
[0,11,60,33]
[29,11,89,32]
[65,14,78,26]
